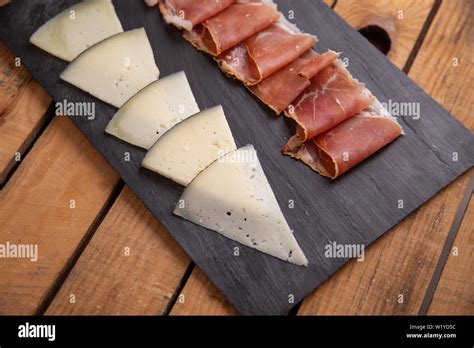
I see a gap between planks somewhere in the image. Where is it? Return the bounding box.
[35,180,125,315]
[418,175,473,315]
[402,0,442,73]
[0,104,55,190]
[164,0,473,315]
[1,0,468,315]
[296,0,473,315]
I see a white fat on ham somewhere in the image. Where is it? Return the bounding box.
[105,71,199,149]
[142,105,236,186]
[30,0,123,62]
[60,28,159,108]
[174,145,308,266]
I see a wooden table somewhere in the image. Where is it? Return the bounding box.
[0,0,472,315]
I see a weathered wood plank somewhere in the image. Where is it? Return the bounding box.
[298,0,474,315]
[170,267,237,316]
[415,0,474,315]
[0,116,118,314]
[2,0,472,315]
[407,0,473,128]
[297,172,472,315]
[428,194,473,315]
[333,0,435,68]
[0,43,51,184]
[166,0,441,315]
[45,186,190,315]
[0,16,191,315]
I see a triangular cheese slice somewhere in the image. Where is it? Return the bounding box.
[174,145,308,266]
[30,0,123,62]
[60,28,159,108]
[105,71,199,149]
[142,105,236,186]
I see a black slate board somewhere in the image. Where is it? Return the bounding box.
[1,0,472,315]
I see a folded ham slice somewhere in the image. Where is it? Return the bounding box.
[286,60,375,141]
[218,19,317,85]
[158,0,236,32]
[183,1,280,56]
[282,101,402,179]
[248,50,338,114]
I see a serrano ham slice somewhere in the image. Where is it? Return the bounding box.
[183,1,280,56]
[217,19,317,85]
[282,101,402,179]
[248,50,338,114]
[286,60,375,141]
[158,0,236,32]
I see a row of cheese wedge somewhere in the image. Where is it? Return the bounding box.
[31,0,159,108]
[107,76,307,266]
[29,0,308,266]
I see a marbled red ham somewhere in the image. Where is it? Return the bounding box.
[158,0,236,32]
[218,20,316,85]
[282,103,402,179]
[183,1,280,56]
[248,50,338,114]
[286,60,375,141]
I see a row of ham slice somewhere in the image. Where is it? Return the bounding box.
[152,0,402,179]
[283,101,402,178]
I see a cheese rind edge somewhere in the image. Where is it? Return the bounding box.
[142,105,237,186]
[105,71,199,149]
[30,0,124,62]
[60,28,160,108]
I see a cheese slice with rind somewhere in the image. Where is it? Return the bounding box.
[60,28,159,108]
[105,71,199,149]
[30,0,124,62]
[174,145,308,266]
[142,105,236,186]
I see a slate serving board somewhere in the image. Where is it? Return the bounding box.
[1,0,472,315]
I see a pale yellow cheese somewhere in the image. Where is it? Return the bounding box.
[142,105,236,186]
[174,145,308,266]
[105,71,199,149]
[30,0,123,62]
[60,28,159,108]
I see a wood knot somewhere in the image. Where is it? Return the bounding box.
[358,25,392,55]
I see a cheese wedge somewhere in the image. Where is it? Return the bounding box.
[30,0,123,62]
[60,28,159,108]
[105,71,200,149]
[174,145,308,266]
[142,105,236,186]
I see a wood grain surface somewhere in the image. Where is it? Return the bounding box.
[428,191,473,315]
[0,117,118,314]
[0,43,51,185]
[0,0,472,315]
[165,0,473,315]
[332,0,435,68]
[45,186,190,315]
[300,0,474,315]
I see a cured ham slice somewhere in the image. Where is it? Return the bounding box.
[158,0,236,32]
[286,60,375,141]
[183,1,280,56]
[249,50,338,114]
[282,101,402,179]
[218,19,316,85]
